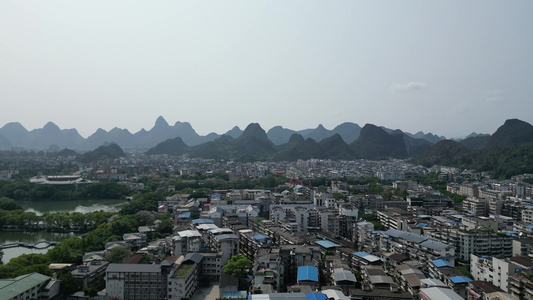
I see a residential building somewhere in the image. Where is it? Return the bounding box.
[296,266,319,289]
[0,272,60,300]
[167,253,202,300]
[427,228,513,263]
[419,287,464,300]
[106,263,171,300]
[71,260,109,290]
[172,230,203,256]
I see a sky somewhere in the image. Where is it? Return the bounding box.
[1,1,532,139]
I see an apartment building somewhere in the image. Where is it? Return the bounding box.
[213,233,240,266]
[509,274,533,300]
[377,209,410,231]
[167,253,202,300]
[407,194,453,208]
[427,228,513,263]
[428,260,472,298]
[238,228,273,260]
[463,198,490,217]
[381,229,455,266]
[172,230,203,256]
[470,254,518,292]
[251,248,283,293]
[0,272,60,300]
[106,260,175,300]
[105,255,205,300]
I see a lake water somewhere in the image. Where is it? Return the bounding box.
[17,199,127,215]
[0,199,127,263]
[0,231,75,263]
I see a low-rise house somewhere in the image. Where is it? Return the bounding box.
[71,260,109,290]
[122,232,147,250]
[296,266,319,289]
[419,287,464,300]
[0,272,60,300]
[172,230,203,256]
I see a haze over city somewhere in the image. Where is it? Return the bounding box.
[1,1,532,138]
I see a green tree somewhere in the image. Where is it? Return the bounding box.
[0,197,22,210]
[58,269,82,296]
[136,210,155,226]
[222,254,252,278]
[84,287,98,297]
[105,246,132,263]
[332,193,347,200]
[157,219,174,235]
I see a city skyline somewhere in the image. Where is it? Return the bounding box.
[1,1,532,138]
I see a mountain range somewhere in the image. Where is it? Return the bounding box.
[2,117,533,169]
[415,119,533,178]
[0,116,447,151]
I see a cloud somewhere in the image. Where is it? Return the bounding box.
[486,97,505,103]
[452,101,468,113]
[485,89,506,103]
[391,82,428,92]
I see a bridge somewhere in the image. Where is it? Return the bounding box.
[0,240,60,250]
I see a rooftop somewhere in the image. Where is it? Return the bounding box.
[297,266,318,282]
[419,287,463,300]
[432,259,454,268]
[0,272,51,299]
[315,240,340,249]
[173,264,193,278]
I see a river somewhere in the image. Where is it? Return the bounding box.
[0,199,127,263]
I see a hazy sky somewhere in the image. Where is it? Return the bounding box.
[1,1,532,138]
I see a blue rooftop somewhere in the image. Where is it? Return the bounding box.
[354,251,371,258]
[252,234,270,241]
[178,212,191,218]
[223,291,248,299]
[297,266,318,282]
[449,276,472,284]
[305,293,327,300]
[316,240,340,249]
[192,218,214,224]
[432,259,454,268]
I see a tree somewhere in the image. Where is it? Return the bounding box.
[222,254,252,278]
[136,210,154,226]
[84,287,98,297]
[105,246,132,263]
[157,219,174,235]
[332,193,347,200]
[0,197,22,210]
[58,269,82,296]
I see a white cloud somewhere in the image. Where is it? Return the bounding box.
[391,82,428,92]
[485,89,506,103]
[486,97,505,103]
[452,101,468,113]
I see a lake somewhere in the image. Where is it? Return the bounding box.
[0,231,75,263]
[17,198,127,215]
[0,198,128,263]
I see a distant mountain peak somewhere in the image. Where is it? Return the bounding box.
[487,118,533,147]
[225,126,243,139]
[288,133,305,144]
[240,123,267,139]
[154,116,169,128]
[1,122,27,131]
[43,121,60,130]
[94,128,108,134]
[174,121,193,129]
